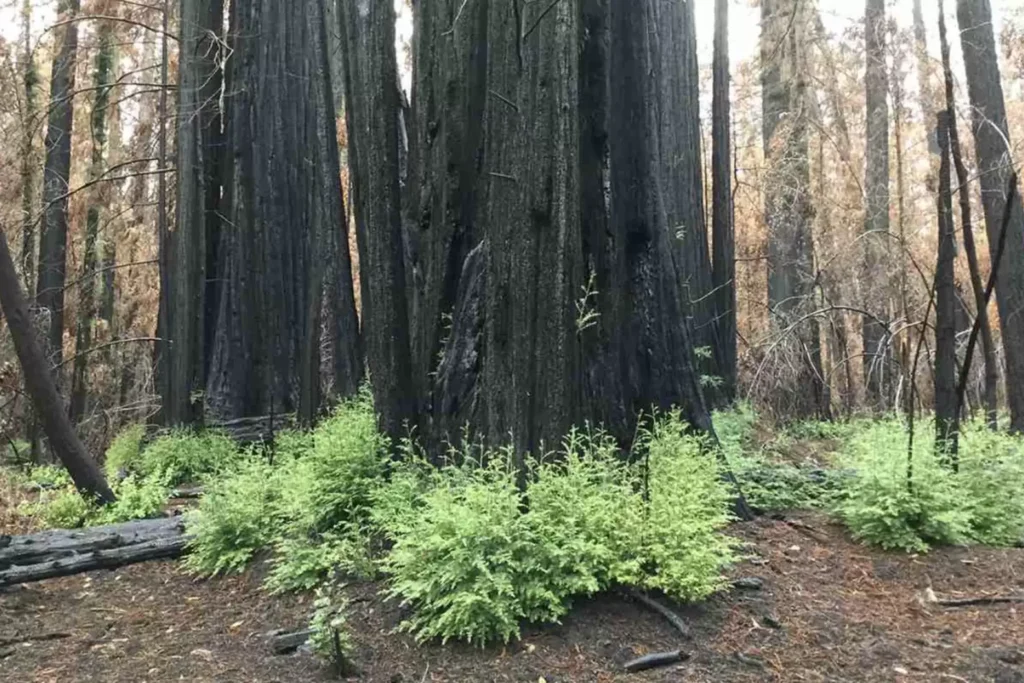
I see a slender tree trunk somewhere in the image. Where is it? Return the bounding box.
[938,2,998,429]
[863,0,891,407]
[712,0,736,402]
[956,0,1024,432]
[20,0,38,292]
[935,112,959,459]
[70,19,115,426]
[164,0,224,426]
[0,231,114,503]
[338,0,415,441]
[36,0,82,381]
[154,0,171,424]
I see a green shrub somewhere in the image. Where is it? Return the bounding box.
[833,419,970,552]
[380,455,552,645]
[265,531,375,594]
[95,472,172,524]
[309,579,353,663]
[526,429,644,596]
[103,423,147,480]
[28,464,73,489]
[19,487,96,528]
[638,417,739,601]
[183,457,280,575]
[138,429,239,485]
[957,422,1024,546]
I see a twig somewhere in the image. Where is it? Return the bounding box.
[620,588,691,639]
[0,632,71,647]
[624,650,688,673]
[522,0,562,41]
[928,592,1024,608]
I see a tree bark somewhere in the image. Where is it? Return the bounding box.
[70,19,115,426]
[0,536,184,587]
[935,112,959,459]
[0,231,114,503]
[956,0,1024,432]
[19,0,38,293]
[938,2,998,429]
[761,0,827,419]
[712,0,736,402]
[0,517,182,570]
[862,0,892,407]
[338,0,416,441]
[652,0,720,388]
[207,0,360,424]
[35,0,82,380]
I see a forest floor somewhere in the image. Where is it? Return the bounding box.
[2,501,1023,683]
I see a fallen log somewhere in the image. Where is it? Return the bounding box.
[269,629,314,655]
[0,535,186,586]
[0,517,184,570]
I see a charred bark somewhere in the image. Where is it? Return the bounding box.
[339,0,416,441]
[0,231,114,503]
[35,0,82,379]
[938,3,998,429]
[935,112,959,459]
[956,0,1024,432]
[711,0,736,402]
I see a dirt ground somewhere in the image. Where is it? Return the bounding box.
[2,511,1023,683]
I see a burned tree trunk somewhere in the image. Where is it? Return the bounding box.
[19,0,38,292]
[956,0,1024,432]
[711,0,736,402]
[938,3,998,429]
[862,0,892,407]
[338,0,416,441]
[935,112,959,459]
[36,0,82,379]
[165,0,225,426]
[760,0,827,418]
[0,231,114,503]
[652,0,720,388]
[207,0,359,424]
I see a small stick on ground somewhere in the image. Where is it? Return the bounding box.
[931,595,1024,608]
[624,650,689,673]
[620,588,691,639]
[0,632,71,647]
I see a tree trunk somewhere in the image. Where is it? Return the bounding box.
[760,0,826,419]
[0,231,114,503]
[935,112,959,459]
[652,0,720,389]
[165,0,224,426]
[338,0,416,441]
[19,0,38,293]
[862,0,892,407]
[712,0,736,402]
[207,0,359,424]
[938,2,998,429]
[956,0,1024,432]
[35,0,82,380]
[70,19,115,426]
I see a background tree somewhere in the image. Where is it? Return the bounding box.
[956,0,1024,432]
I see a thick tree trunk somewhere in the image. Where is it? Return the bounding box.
[652,0,720,387]
[760,0,827,419]
[35,0,82,379]
[338,0,416,441]
[956,0,1024,432]
[0,231,114,503]
[70,20,115,426]
[938,3,998,429]
[207,0,359,424]
[711,0,736,402]
[935,112,959,458]
[862,0,892,407]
